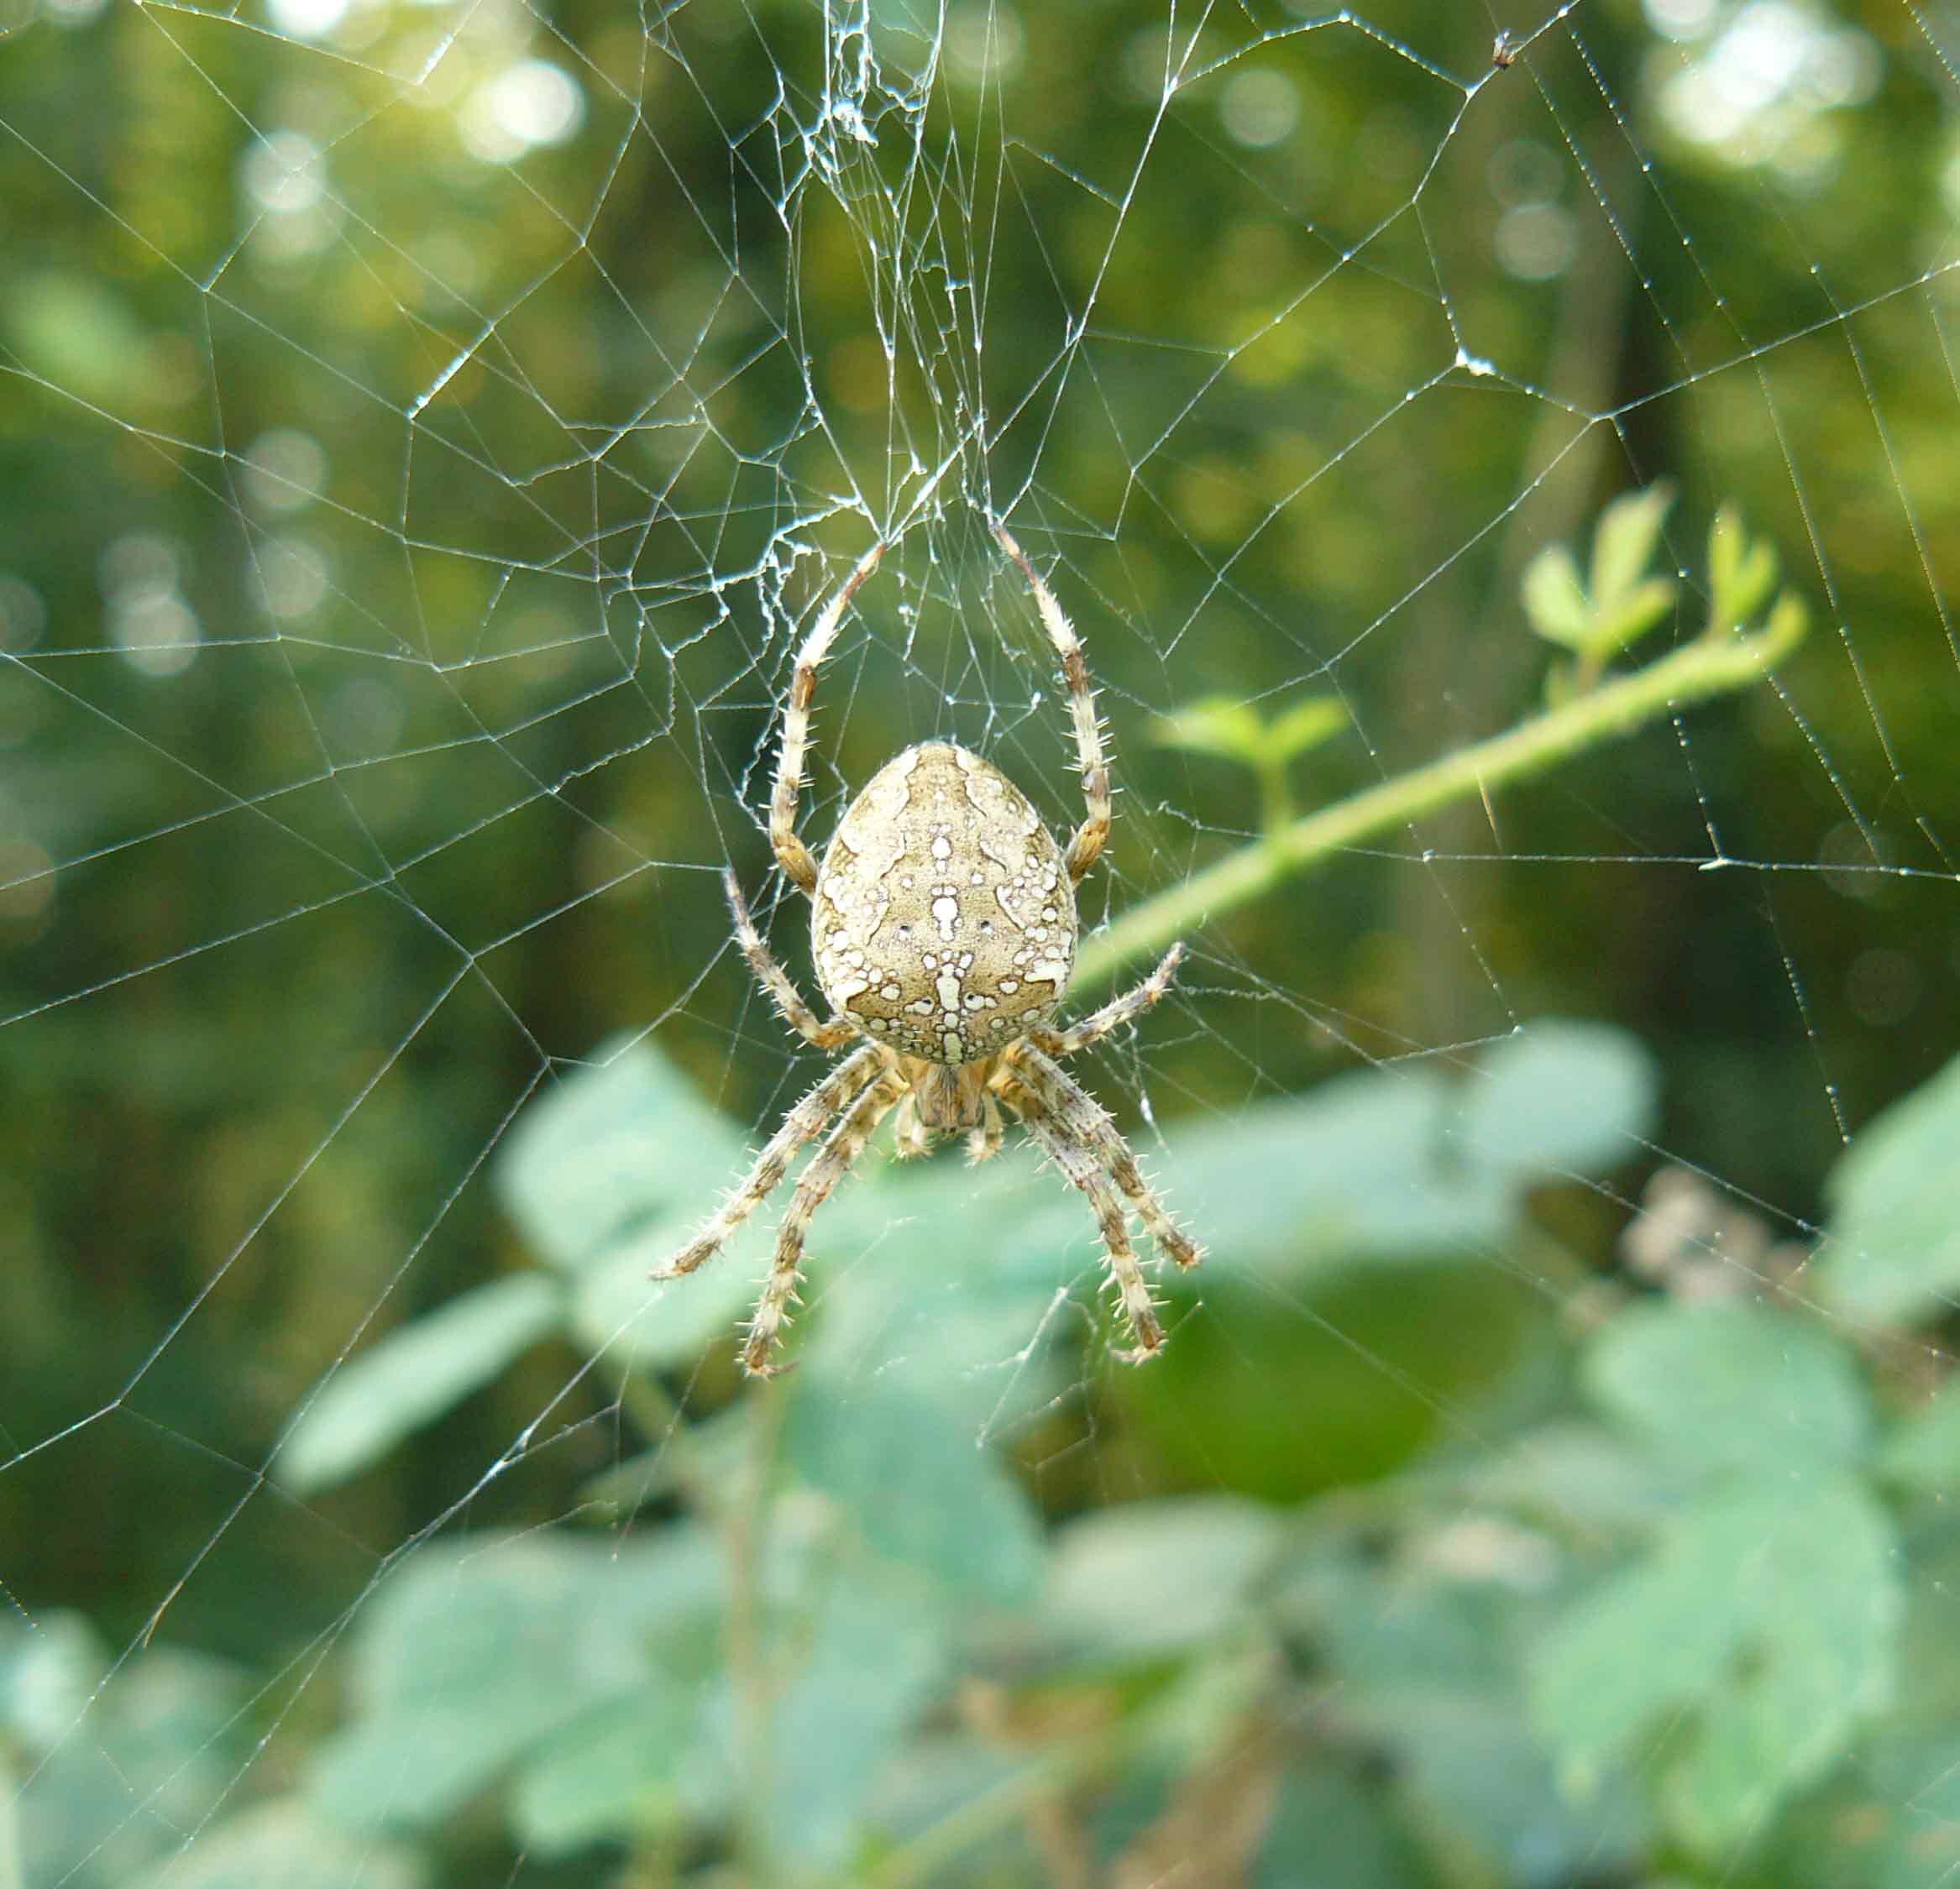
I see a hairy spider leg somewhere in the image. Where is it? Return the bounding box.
[722,867,859,1050]
[654,1042,886,1279]
[1005,1042,1203,1272]
[770,541,886,896]
[997,1070,1165,1360]
[991,521,1111,888]
[742,1065,906,1376]
[1027,942,1186,1060]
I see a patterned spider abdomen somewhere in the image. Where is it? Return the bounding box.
[811,741,1077,1065]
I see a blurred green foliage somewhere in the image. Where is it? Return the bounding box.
[6,0,1960,1884]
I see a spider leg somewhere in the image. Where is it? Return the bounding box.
[724,868,860,1051]
[893,1091,931,1159]
[741,1065,905,1377]
[965,1088,1004,1164]
[1006,1043,1203,1272]
[995,1070,1164,1362]
[1026,943,1186,1060]
[653,1044,885,1280]
[770,540,885,895]
[991,521,1109,888]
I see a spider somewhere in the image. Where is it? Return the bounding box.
[655,520,1203,1377]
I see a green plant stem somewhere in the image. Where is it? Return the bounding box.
[0,1745,18,1889]
[725,1380,789,1883]
[1077,613,1805,992]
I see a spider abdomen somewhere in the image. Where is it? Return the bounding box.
[810,741,1077,1065]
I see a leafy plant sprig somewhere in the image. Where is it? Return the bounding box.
[1078,489,1809,990]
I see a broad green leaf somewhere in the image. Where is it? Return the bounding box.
[1583,1300,1872,1475]
[1531,1477,1899,1852]
[129,1803,427,1889]
[497,1035,748,1272]
[1521,545,1591,648]
[1660,1478,1899,1854]
[3,1632,250,1889]
[1465,1421,1684,1530]
[1158,1068,1497,1278]
[312,1531,721,1829]
[1450,1019,1657,1178]
[1255,1761,1438,1888]
[1879,1377,1960,1490]
[510,1682,705,1856]
[1037,1498,1286,1661]
[1316,1564,1651,1883]
[1255,1762,1439,1888]
[275,1274,560,1494]
[1154,696,1268,763]
[788,1376,1044,1605]
[572,1223,773,1369]
[1817,1051,1960,1326]
[764,1567,947,1874]
[1264,693,1347,761]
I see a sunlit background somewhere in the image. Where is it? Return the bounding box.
[5,0,1960,1883]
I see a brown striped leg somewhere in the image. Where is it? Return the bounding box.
[1008,1043,1203,1272]
[1027,943,1185,1060]
[741,1067,904,1377]
[965,1088,1004,1164]
[769,541,884,895]
[991,521,1110,887]
[653,1044,884,1280]
[722,868,859,1051]
[995,1070,1164,1363]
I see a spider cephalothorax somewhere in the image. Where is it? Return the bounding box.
[655,521,1203,1375]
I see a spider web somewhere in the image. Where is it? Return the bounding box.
[4,0,1960,1881]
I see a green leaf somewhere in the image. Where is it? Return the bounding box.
[1263,694,1348,761]
[275,1274,561,1494]
[311,1531,721,1829]
[789,1376,1045,1605]
[1531,1476,1900,1854]
[1583,1300,1873,1476]
[1661,1480,1900,1854]
[129,1803,427,1889]
[1154,697,1269,765]
[764,1567,947,1874]
[497,1034,748,1272]
[1521,545,1592,649]
[1255,1761,1439,1889]
[1817,1051,1960,1326]
[1590,484,1674,615]
[509,1683,705,1856]
[1313,1562,1651,1881]
[1878,1377,1960,1491]
[1708,505,1778,627]
[1449,1019,1658,1178]
[1038,1497,1286,1662]
[1591,573,1678,656]
[1166,1023,1653,1286]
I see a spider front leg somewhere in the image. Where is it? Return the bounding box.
[770,541,885,896]
[992,521,1110,888]
[994,1069,1165,1362]
[742,1065,904,1377]
[653,1043,885,1279]
[722,868,859,1051]
[1026,943,1186,1061]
